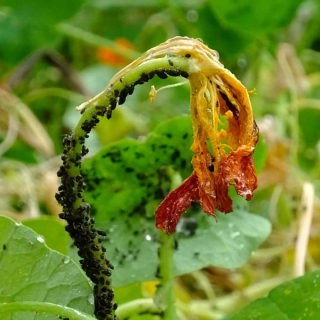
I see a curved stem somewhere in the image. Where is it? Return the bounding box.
[0,302,96,320]
[116,298,159,319]
[56,55,191,320]
[76,56,190,113]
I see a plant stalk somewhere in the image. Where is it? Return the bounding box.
[56,54,191,320]
[116,298,159,319]
[158,231,176,320]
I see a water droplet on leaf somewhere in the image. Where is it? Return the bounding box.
[88,295,94,305]
[37,236,44,243]
[63,256,70,264]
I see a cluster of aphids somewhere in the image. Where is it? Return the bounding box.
[55,133,117,320]
[55,66,189,320]
[90,67,189,120]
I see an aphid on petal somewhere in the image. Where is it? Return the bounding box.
[153,37,259,234]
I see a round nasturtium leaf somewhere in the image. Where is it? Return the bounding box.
[79,116,271,287]
[0,215,94,319]
[227,269,320,320]
[209,0,303,35]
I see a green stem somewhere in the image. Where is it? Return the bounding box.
[56,23,140,61]
[0,302,96,320]
[76,56,190,115]
[158,231,176,320]
[56,54,191,320]
[116,299,159,319]
[177,301,224,320]
[153,167,182,319]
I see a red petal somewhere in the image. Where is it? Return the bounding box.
[215,148,257,213]
[155,172,199,234]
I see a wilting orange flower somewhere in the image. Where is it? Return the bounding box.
[153,38,259,234]
[97,38,133,66]
[81,37,259,235]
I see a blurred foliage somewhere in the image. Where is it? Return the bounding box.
[1,0,320,319]
[228,269,320,320]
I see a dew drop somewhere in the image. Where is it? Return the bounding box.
[37,236,44,243]
[238,58,247,68]
[63,256,70,264]
[230,231,240,239]
[145,234,152,241]
[186,10,198,22]
[88,295,94,305]
[15,222,22,226]
[284,289,292,295]
[213,50,220,59]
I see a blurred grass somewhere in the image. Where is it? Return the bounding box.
[0,0,320,319]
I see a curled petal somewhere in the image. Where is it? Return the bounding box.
[215,147,258,213]
[133,37,260,233]
[156,172,199,234]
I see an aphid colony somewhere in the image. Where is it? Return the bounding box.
[56,64,190,320]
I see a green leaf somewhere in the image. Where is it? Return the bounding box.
[197,5,253,60]
[298,107,320,170]
[253,134,267,174]
[0,215,94,318]
[91,0,204,9]
[174,209,271,275]
[0,0,85,64]
[145,116,193,178]
[81,117,193,220]
[3,141,38,164]
[0,301,96,320]
[83,208,270,288]
[228,269,320,320]
[209,0,303,34]
[23,217,68,255]
[299,108,320,148]
[80,117,271,287]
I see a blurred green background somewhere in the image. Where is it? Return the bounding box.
[1,0,320,318]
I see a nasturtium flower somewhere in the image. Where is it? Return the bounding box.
[81,36,259,235]
[97,38,133,66]
[154,37,259,234]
